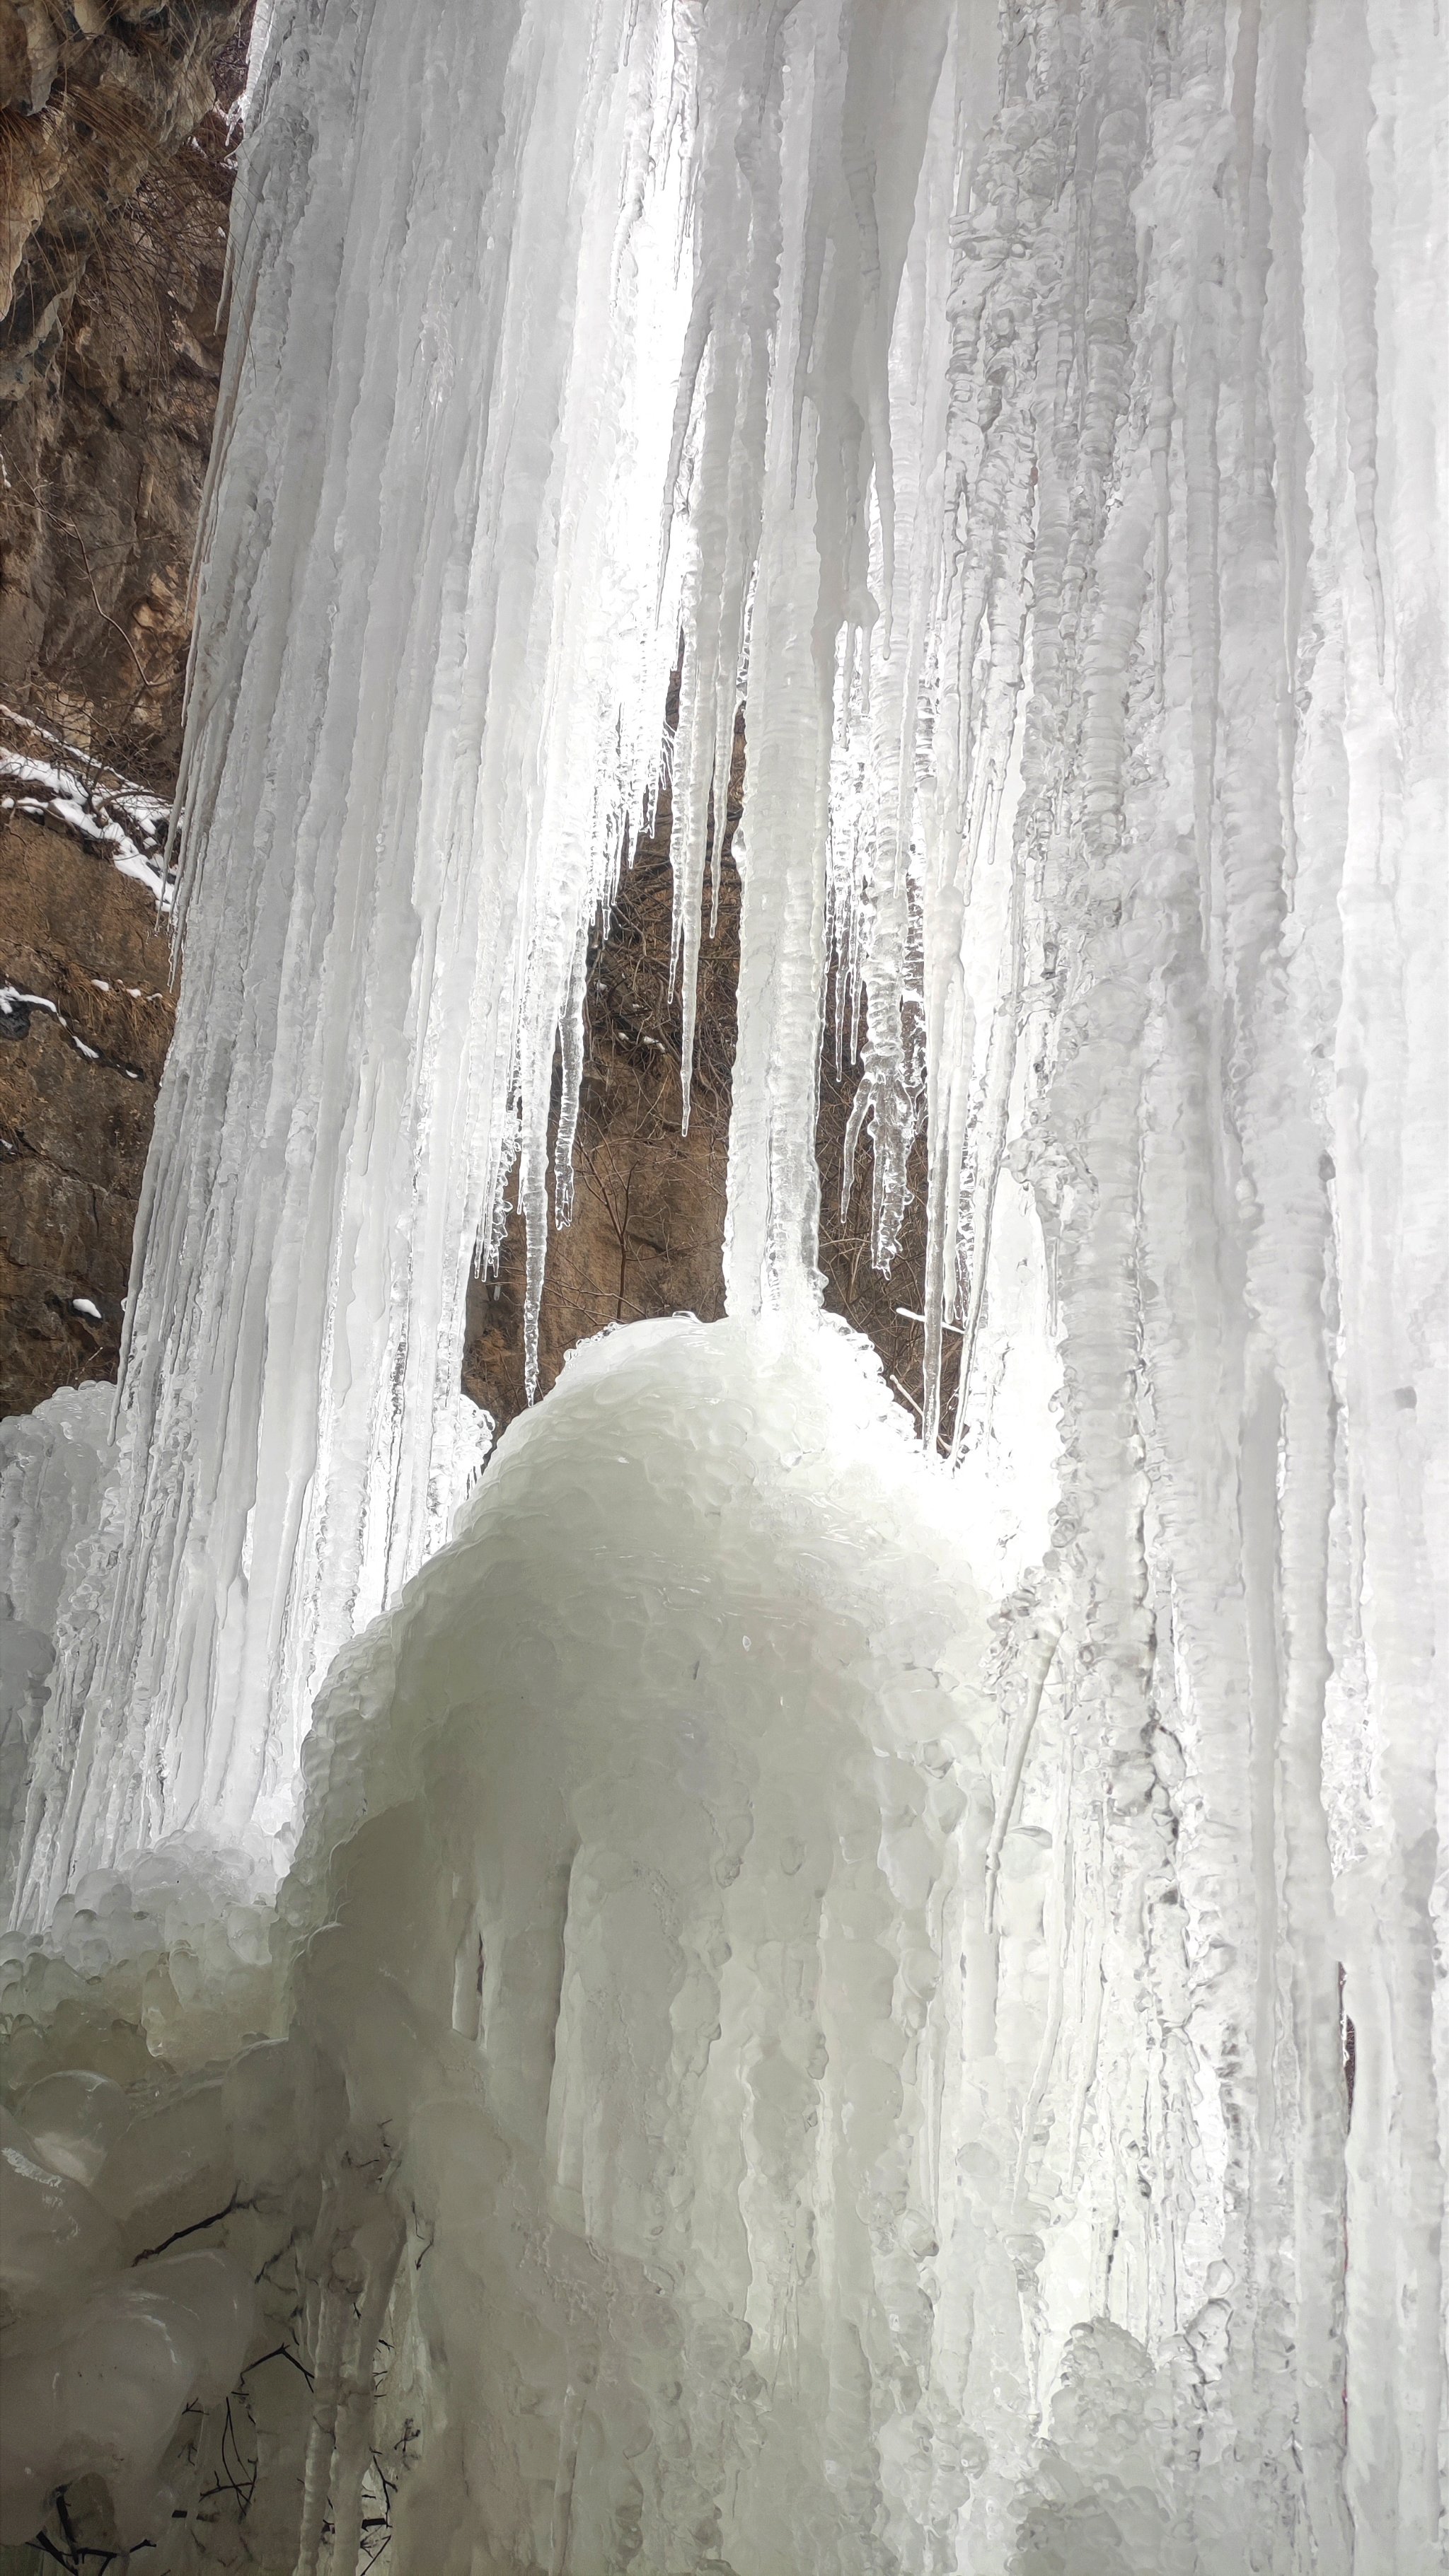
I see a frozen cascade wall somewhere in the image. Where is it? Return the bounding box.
[0,0,1443,2565]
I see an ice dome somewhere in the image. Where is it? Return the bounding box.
[284,1314,1000,2571]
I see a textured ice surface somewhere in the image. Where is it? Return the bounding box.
[0,2041,258,2551]
[0,1384,114,1917]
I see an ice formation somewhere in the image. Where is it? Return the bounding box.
[1,0,1444,2565]
[288,1318,999,2570]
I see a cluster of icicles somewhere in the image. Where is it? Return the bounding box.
[0,0,1443,2568]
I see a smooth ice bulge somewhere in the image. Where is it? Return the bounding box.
[4,1318,1080,2571]
[284,1316,1000,2572]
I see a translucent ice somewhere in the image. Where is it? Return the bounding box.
[16,2068,131,2189]
[0,2246,255,2547]
[0,1384,114,1917]
[0,2049,260,2553]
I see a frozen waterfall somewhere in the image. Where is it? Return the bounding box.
[0,0,1444,2568]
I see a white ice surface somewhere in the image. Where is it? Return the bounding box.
[0,1385,114,1918]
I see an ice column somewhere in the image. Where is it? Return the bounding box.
[866,0,1448,2558]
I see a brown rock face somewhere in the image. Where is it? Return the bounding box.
[0,4,241,1415]
[0,726,174,1413]
[0,0,248,787]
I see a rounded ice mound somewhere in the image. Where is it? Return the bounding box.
[289,1315,995,2573]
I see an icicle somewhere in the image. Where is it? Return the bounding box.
[293,2278,348,2576]
[324,2205,406,2576]
[720,0,953,1317]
